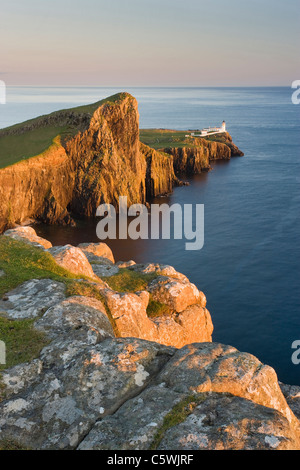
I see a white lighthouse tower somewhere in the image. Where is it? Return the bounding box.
[221,121,226,132]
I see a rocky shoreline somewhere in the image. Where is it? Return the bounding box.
[0,226,299,450]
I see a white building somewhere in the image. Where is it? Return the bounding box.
[190,121,226,138]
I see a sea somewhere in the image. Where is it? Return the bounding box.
[0,86,299,385]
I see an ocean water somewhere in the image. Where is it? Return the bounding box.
[1,87,299,385]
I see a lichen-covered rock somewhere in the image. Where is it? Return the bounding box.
[48,245,96,279]
[0,279,66,319]
[157,393,299,451]
[79,389,300,451]
[77,243,115,264]
[147,275,206,312]
[78,385,184,450]
[0,338,173,449]
[4,226,52,249]
[0,333,299,450]
[78,342,300,451]
[34,296,114,340]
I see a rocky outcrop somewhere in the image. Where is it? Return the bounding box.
[1,337,299,450]
[0,279,66,319]
[4,226,52,249]
[0,231,299,450]
[164,132,244,175]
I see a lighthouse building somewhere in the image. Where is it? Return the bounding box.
[189,121,226,138]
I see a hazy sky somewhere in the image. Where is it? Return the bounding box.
[1,0,299,86]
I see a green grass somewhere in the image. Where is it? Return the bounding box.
[150,394,207,449]
[102,268,158,293]
[140,129,191,150]
[0,92,130,169]
[0,129,66,169]
[0,317,48,374]
[146,297,171,318]
[0,237,82,297]
[139,128,228,151]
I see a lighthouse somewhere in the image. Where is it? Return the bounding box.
[221,121,226,132]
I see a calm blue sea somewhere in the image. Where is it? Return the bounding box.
[1,87,299,385]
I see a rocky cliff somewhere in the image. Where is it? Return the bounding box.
[0,93,177,232]
[0,227,299,450]
[164,132,244,175]
[0,93,243,232]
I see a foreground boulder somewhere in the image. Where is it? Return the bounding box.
[0,279,66,319]
[4,226,52,249]
[48,245,97,279]
[77,242,115,264]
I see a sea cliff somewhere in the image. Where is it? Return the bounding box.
[0,93,243,232]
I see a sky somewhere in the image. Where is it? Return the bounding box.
[0,0,299,86]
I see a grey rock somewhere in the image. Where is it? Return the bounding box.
[0,279,66,319]
[92,263,119,278]
[34,296,114,341]
[0,338,173,449]
[78,385,184,450]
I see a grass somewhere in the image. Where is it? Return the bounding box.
[150,394,207,449]
[146,297,171,319]
[139,128,228,151]
[140,129,192,150]
[0,237,81,297]
[0,92,130,169]
[102,268,158,293]
[0,128,66,169]
[0,317,48,373]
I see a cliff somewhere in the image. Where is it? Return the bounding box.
[0,93,243,232]
[164,132,244,175]
[0,228,299,450]
[0,93,176,232]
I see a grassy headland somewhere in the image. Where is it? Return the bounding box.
[0,93,128,169]
[139,128,229,151]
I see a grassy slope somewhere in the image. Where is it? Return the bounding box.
[0,237,85,374]
[139,128,228,150]
[0,92,127,169]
